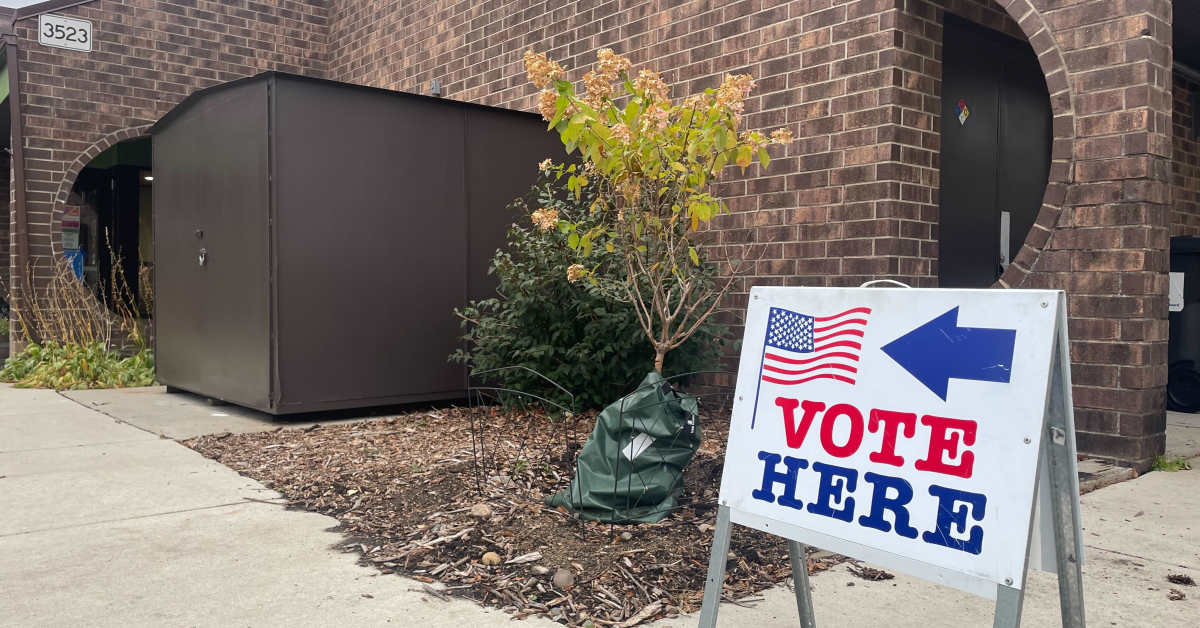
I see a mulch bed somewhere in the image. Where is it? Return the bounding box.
[185,406,844,626]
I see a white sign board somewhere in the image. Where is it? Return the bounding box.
[719,287,1066,598]
[1170,272,1184,312]
[39,14,92,52]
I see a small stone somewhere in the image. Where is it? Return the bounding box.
[619,531,633,542]
[552,567,575,588]
[470,503,493,520]
[481,552,502,566]
[531,565,551,576]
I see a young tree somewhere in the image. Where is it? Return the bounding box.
[523,49,792,373]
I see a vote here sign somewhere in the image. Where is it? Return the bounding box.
[719,287,1063,597]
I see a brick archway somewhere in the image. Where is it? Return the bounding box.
[981,0,1075,288]
[50,125,153,259]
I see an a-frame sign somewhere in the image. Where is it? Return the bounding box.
[700,287,1084,627]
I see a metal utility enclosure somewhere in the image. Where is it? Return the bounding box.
[151,72,562,414]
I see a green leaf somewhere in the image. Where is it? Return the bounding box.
[735,145,752,169]
[624,99,641,126]
[688,247,700,266]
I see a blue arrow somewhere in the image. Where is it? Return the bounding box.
[881,307,1016,401]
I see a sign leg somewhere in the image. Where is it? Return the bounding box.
[698,505,733,628]
[1045,321,1086,627]
[993,585,1025,628]
[787,541,817,628]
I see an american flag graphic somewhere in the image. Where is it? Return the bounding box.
[759,306,872,386]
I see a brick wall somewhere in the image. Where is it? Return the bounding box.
[1172,72,1200,236]
[7,0,1175,467]
[8,0,328,321]
[1014,0,1173,466]
[328,0,1172,468]
[325,0,1022,308]
[326,0,403,89]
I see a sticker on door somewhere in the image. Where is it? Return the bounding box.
[957,99,970,125]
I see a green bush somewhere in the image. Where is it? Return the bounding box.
[0,341,155,390]
[0,317,8,338]
[451,175,728,410]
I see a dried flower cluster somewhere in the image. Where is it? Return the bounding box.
[522,50,564,89]
[566,263,587,283]
[525,49,569,121]
[537,89,558,121]
[740,130,769,152]
[634,68,669,102]
[715,73,756,122]
[611,122,632,144]
[741,128,794,153]
[639,104,670,134]
[530,207,559,231]
[595,48,632,80]
[581,73,611,110]
[580,48,631,110]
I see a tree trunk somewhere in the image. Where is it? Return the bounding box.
[653,347,666,374]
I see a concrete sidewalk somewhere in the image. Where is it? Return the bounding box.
[660,465,1200,627]
[0,385,553,628]
[2,384,1198,627]
[61,385,392,440]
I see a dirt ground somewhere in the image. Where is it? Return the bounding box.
[186,406,844,626]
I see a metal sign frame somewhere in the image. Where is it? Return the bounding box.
[698,290,1084,627]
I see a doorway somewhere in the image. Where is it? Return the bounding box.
[938,14,1052,288]
[67,137,153,313]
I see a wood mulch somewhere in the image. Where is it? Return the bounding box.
[185,406,843,626]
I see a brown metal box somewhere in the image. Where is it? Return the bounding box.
[151,72,562,414]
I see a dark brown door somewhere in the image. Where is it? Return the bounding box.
[153,81,273,409]
[939,15,1051,287]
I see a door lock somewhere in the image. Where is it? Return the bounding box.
[198,248,207,267]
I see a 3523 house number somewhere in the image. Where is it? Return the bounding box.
[39,14,92,52]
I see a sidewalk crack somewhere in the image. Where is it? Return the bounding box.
[0,498,287,539]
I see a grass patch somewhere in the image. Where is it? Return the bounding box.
[1152,455,1193,472]
[0,341,154,390]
